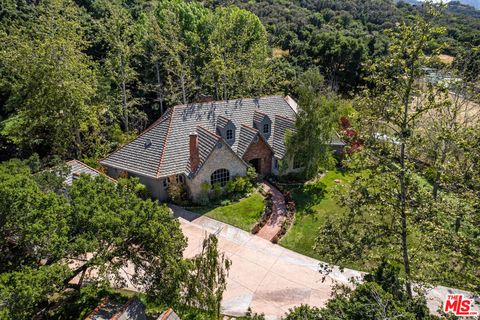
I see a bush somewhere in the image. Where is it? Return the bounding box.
[195,182,211,205]
[167,178,186,204]
[233,176,247,193]
[224,179,236,195]
[246,166,257,184]
[212,182,223,200]
[220,199,231,206]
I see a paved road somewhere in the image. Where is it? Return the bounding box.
[172,207,479,319]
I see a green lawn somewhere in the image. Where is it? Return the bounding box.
[194,192,265,231]
[280,170,354,260]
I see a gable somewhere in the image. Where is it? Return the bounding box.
[101,96,297,178]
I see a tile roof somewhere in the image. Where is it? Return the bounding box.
[101,109,172,177]
[101,95,298,178]
[237,125,259,157]
[85,297,146,320]
[272,115,296,159]
[65,160,115,185]
[215,115,230,131]
[186,126,221,174]
[157,308,180,320]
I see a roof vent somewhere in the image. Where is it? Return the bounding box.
[144,138,152,148]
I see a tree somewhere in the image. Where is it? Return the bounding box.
[182,234,231,319]
[152,0,209,106]
[316,2,480,294]
[316,2,431,293]
[0,160,233,318]
[284,261,438,320]
[0,0,102,158]
[95,0,144,132]
[0,159,70,273]
[0,265,71,319]
[307,31,367,91]
[285,69,349,179]
[202,6,269,100]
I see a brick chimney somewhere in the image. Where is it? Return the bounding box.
[189,133,200,173]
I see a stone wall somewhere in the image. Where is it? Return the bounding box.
[187,142,248,200]
[242,136,273,176]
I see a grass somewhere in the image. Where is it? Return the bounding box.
[280,170,354,261]
[190,192,265,232]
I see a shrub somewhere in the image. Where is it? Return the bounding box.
[246,166,257,184]
[233,176,247,193]
[212,182,223,200]
[167,178,186,204]
[196,182,212,205]
[224,179,236,195]
[220,199,231,206]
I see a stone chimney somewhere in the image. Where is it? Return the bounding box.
[189,133,200,173]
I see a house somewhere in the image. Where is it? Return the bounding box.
[84,297,146,320]
[157,308,180,320]
[66,160,116,186]
[100,95,343,201]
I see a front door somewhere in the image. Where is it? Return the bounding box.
[249,158,261,173]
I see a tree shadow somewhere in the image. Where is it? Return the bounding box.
[293,181,327,213]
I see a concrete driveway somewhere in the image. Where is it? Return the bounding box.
[175,207,478,319]
[180,215,361,319]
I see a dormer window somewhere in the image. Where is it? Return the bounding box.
[263,123,269,134]
[226,129,234,141]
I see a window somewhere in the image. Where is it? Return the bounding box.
[176,174,185,183]
[274,158,279,169]
[210,169,230,187]
[293,157,303,169]
[162,178,168,189]
[226,129,233,140]
[263,123,269,134]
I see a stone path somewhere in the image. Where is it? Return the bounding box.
[256,182,287,241]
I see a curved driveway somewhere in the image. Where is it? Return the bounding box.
[171,205,478,319]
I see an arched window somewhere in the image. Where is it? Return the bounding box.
[210,169,230,187]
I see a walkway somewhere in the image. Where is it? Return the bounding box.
[256,182,287,241]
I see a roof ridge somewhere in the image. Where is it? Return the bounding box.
[241,123,259,133]
[254,109,268,116]
[275,114,296,123]
[171,95,285,109]
[155,106,176,178]
[67,159,117,183]
[197,126,221,139]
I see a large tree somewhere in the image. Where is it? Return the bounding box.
[202,6,270,100]
[0,0,102,158]
[316,3,479,294]
[94,0,144,132]
[0,160,230,318]
[285,69,349,179]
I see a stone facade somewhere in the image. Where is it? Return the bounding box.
[187,142,248,201]
[242,136,273,176]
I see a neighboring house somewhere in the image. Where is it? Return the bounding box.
[157,308,180,320]
[84,297,146,320]
[100,95,343,201]
[65,160,116,186]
